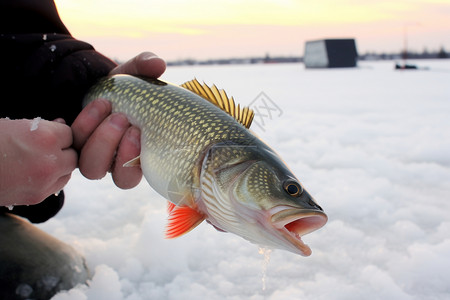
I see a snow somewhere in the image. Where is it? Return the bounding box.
[16,283,34,298]
[39,60,450,300]
[30,116,41,131]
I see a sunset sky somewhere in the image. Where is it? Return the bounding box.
[55,0,450,61]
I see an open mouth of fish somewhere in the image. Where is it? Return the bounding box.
[270,206,328,256]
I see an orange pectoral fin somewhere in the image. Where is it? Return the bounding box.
[165,202,205,239]
[167,201,176,214]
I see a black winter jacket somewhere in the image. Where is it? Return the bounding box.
[0,0,116,124]
[0,0,117,222]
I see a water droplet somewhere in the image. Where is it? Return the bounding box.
[258,247,272,291]
[49,44,57,52]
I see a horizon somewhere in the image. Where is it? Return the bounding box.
[55,0,450,62]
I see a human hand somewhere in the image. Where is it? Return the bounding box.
[0,118,77,207]
[72,52,166,189]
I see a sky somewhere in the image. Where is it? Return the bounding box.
[41,60,450,300]
[54,0,450,61]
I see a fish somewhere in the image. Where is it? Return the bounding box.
[84,75,327,256]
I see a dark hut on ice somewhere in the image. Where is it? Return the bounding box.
[304,39,358,68]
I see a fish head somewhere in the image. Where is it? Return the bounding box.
[200,144,328,256]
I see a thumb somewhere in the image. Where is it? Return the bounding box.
[110,52,166,78]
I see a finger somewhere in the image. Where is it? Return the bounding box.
[52,122,74,150]
[55,174,73,192]
[53,118,66,124]
[78,113,130,180]
[38,147,77,183]
[110,52,166,78]
[38,148,77,202]
[111,126,143,189]
[72,99,112,150]
[32,120,73,151]
[47,173,73,199]
[59,147,78,176]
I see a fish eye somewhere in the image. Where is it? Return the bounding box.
[284,181,302,197]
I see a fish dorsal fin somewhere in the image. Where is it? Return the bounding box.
[165,201,205,239]
[181,79,254,129]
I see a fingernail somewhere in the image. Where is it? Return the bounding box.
[53,118,66,124]
[88,99,110,120]
[127,127,141,148]
[142,52,159,61]
[109,114,129,131]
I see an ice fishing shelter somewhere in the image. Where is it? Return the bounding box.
[304,39,358,68]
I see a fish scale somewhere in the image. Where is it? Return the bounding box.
[84,75,256,205]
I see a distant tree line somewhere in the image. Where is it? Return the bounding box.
[166,47,449,66]
[166,55,302,66]
[359,46,448,61]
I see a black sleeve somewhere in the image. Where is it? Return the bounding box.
[0,33,117,124]
[0,0,117,222]
[0,0,117,125]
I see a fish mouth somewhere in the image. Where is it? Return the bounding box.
[270,206,328,256]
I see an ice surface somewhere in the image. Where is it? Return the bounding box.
[41,60,450,300]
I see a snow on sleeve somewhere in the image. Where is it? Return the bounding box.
[30,117,42,131]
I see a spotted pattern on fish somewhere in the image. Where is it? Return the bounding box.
[84,75,257,204]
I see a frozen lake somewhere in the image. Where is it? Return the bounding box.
[45,60,450,300]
